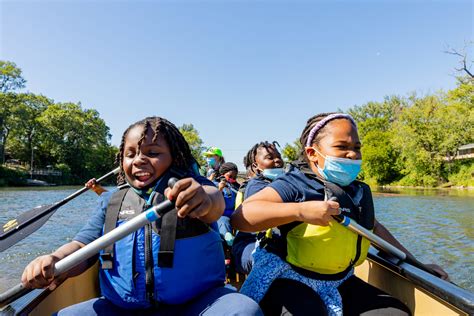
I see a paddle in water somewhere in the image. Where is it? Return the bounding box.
[0,167,120,252]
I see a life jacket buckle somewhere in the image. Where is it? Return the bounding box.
[100,252,114,270]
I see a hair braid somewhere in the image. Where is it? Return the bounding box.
[298,112,341,160]
[115,116,196,185]
[243,141,280,172]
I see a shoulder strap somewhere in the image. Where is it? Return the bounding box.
[101,187,129,270]
[158,208,178,267]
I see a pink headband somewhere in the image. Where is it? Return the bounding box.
[305,113,357,147]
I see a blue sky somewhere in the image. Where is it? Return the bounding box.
[1,0,472,169]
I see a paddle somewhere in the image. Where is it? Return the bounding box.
[0,177,178,308]
[329,197,444,278]
[0,167,120,252]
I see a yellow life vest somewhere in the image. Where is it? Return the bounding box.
[286,221,371,274]
[263,167,375,277]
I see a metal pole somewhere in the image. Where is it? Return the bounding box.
[0,199,175,308]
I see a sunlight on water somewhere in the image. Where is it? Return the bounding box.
[0,186,473,293]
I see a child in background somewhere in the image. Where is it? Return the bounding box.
[21,116,262,315]
[203,146,225,181]
[216,162,240,246]
[232,113,448,315]
[231,141,284,274]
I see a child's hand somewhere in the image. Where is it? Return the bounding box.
[165,178,213,220]
[21,254,64,290]
[425,263,450,281]
[85,178,98,189]
[218,178,227,191]
[298,200,340,226]
[85,178,106,196]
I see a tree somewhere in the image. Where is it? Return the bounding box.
[5,93,52,165]
[391,92,473,186]
[179,123,206,167]
[0,92,17,163]
[0,61,26,93]
[345,96,406,184]
[445,42,474,80]
[282,140,301,162]
[37,102,114,181]
[0,61,27,163]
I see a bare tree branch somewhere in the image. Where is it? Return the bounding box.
[444,42,474,78]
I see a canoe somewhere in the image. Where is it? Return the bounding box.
[2,247,473,315]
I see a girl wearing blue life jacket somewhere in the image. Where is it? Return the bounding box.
[21,116,262,316]
[231,113,449,316]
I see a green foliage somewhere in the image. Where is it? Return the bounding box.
[5,93,52,163]
[346,96,406,184]
[179,123,206,166]
[346,82,473,187]
[448,161,474,187]
[360,130,401,184]
[36,102,113,181]
[347,96,406,137]
[282,140,301,162]
[0,61,117,184]
[0,61,26,92]
[391,92,473,186]
[0,165,28,186]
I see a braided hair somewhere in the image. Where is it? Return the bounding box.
[299,112,358,160]
[243,141,280,173]
[115,116,196,185]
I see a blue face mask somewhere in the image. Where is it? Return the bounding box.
[262,168,285,181]
[206,157,216,168]
[315,150,362,186]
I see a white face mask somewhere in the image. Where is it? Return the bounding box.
[262,168,285,181]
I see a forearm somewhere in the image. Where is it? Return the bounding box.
[92,185,107,196]
[231,200,300,232]
[373,220,415,260]
[199,185,225,223]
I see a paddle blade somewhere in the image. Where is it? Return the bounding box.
[0,204,60,252]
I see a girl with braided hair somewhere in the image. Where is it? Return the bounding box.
[20,116,262,315]
[232,113,448,315]
[231,141,284,275]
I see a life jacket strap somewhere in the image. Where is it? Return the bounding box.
[158,208,178,268]
[101,188,128,270]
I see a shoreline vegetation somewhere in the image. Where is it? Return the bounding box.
[1,59,473,188]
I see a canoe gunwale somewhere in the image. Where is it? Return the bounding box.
[3,249,474,315]
[367,248,474,315]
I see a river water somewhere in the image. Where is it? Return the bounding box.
[0,186,473,293]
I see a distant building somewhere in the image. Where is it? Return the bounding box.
[455,143,474,160]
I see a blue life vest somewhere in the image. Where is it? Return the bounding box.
[222,185,237,217]
[99,186,226,309]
